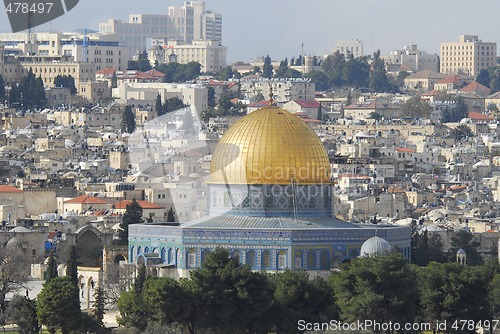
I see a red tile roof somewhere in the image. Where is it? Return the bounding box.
[436,74,463,85]
[395,147,416,153]
[115,70,156,80]
[468,112,493,121]
[0,185,23,193]
[114,200,164,210]
[96,67,116,75]
[64,195,107,204]
[421,90,438,96]
[460,81,491,95]
[145,69,165,78]
[388,186,406,194]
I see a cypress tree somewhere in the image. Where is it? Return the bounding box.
[46,251,58,282]
[66,246,79,288]
[121,105,136,133]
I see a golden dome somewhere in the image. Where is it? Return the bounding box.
[210,107,330,185]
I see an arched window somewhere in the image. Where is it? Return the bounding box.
[232,250,240,262]
[246,250,256,268]
[307,251,315,270]
[294,251,303,269]
[277,250,287,269]
[160,248,166,262]
[201,249,211,266]
[319,250,329,270]
[168,248,173,263]
[187,249,196,268]
[176,249,181,267]
[262,250,271,269]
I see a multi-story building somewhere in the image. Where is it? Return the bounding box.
[387,44,439,72]
[440,35,496,77]
[0,54,95,88]
[148,39,226,73]
[334,39,363,58]
[239,78,315,105]
[113,81,208,113]
[0,31,128,71]
[98,1,222,57]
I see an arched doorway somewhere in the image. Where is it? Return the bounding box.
[76,228,103,267]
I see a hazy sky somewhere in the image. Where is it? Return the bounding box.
[0,0,498,63]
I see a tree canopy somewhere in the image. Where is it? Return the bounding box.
[118,199,143,245]
[262,55,273,78]
[0,247,29,313]
[157,61,202,83]
[127,51,152,72]
[121,105,136,134]
[36,277,81,334]
[54,75,77,94]
[402,94,432,119]
[331,253,420,331]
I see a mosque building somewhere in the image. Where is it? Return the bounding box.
[128,106,410,277]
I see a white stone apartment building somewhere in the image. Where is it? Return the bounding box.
[440,35,497,77]
[334,39,363,58]
[387,44,439,72]
[113,81,208,113]
[0,31,128,71]
[98,1,222,57]
[239,78,315,105]
[149,39,227,73]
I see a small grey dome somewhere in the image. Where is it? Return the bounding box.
[360,236,392,257]
[457,248,466,255]
[11,226,31,233]
[6,237,21,250]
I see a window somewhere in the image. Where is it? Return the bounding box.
[278,251,287,269]
[262,250,271,269]
[246,250,256,268]
[295,251,302,269]
[307,251,315,270]
[187,249,196,267]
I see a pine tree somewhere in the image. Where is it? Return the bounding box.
[166,207,175,222]
[262,55,273,78]
[155,93,163,116]
[92,287,107,330]
[135,264,147,295]
[0,75,5,103]
[111,71,118,89]
[9,83,18,105]
[33,76,46,108]
[119,199,143,245]
[37,277,81,334]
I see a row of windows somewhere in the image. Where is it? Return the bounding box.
[442,45,493,51]
[443,51,493,56]
[442,62,492,68]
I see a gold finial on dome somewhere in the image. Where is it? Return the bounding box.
[269,82,274,106]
